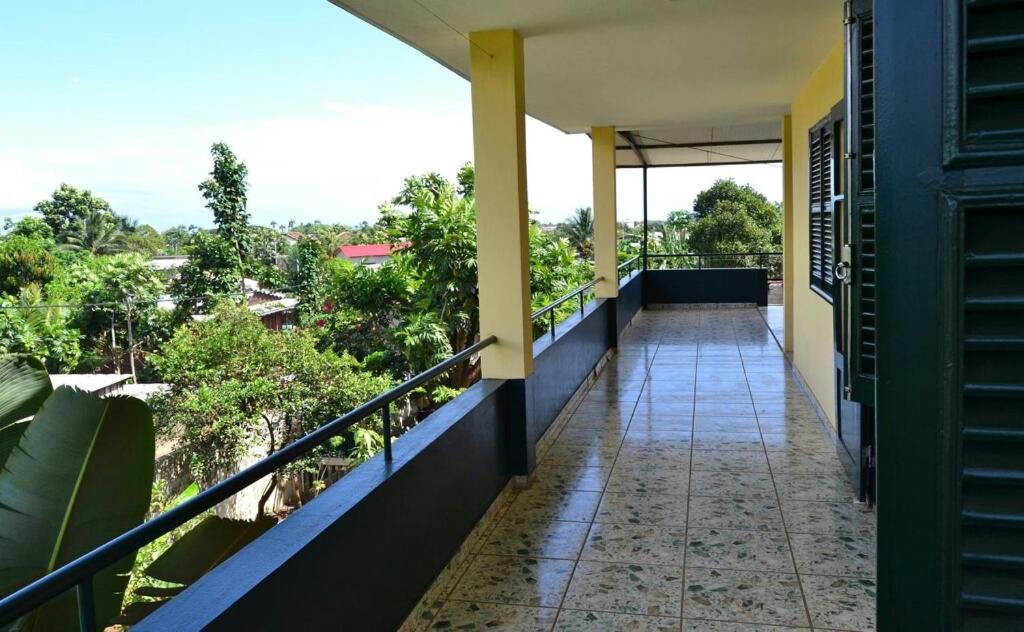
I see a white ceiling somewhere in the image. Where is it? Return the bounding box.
[329,0,841,164]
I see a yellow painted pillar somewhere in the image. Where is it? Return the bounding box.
[470,29,532,379]
[591,126,618,298]
[781,115,795,354]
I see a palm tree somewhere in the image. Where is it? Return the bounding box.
[59,210,127,255]
[562,206,594,258]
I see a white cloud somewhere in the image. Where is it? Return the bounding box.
[0,101,780,229]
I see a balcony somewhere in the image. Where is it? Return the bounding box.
[409,306,875,631]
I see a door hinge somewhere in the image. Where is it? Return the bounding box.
[842,152,857,160]
[863,446,875,470]
[844,385,853,399]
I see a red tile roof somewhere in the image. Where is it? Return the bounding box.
[337,242,410,258]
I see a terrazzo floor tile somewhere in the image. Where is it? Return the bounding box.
[563,560,684,617]
[605,465,691,495]
[693,417,761,432]
[531,463,611,492]
[505,488,602,523]
[692,432,765,452]
[541,442,620,468]
[755,418,825,435]
[564,412,632,431]
[581,522,688,565]
[694,402,757,417]
[788,532,876,578]
[691,450,770,472]
[682,620,810,631]
[761,432,836,453]
[556,426,627,447]
[774,474,853,502]
[685,527,794,572]
[629,416,696,431]
[595,492,689,526]
[634,401,701,416]
[449,555,575,608]
[482,517,591,559]
[764,449,847,475]
[780,500,875,536]
[682,568,809,627]
[687,496,785,532]
[428,601,558,631]
[690,470,777,499]
[800,575,877,631]
[555,610,682,631]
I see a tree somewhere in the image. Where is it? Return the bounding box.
[123,224,166,255]
[170,231,240,319]
[59,209,128,255]
[691,179,782,247]
[151,306,394,494]
[0,234,56,296]
[456,162,475,198]
[687,200,776,262]
[560,207,594,258]
[4,217,54,242]
[33,183,113,236]
[0,287,82,372]
[161,225,197,254]
[199,143,250,294]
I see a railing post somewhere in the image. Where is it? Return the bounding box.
[382,405,392,462]
[77,578,96,632]
[549,309,555,339]
[579,291,585,316]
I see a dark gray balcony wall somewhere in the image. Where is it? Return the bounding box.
[135,379,513,632]
[644,268,768,306]
[617,271,643,333]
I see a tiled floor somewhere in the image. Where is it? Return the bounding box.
[423,307,876,631]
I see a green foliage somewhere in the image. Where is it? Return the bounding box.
[559,206,594,258]
[70,253,171,375]
[0,355,52,468]
[120,512,274,622]
[152,305,394,484]
[348,426,384,465]
[161,225,197,254]
[295,236,327,315]
[0,386,154,631]
[246,225,291,289]
[199,142,250,296]
[123,224,166,256]
[0,234,55,296]
[456,161,475,198]
[3,217,54,242]
[170,231,240,319]
[0,287,82,372]
[395,312,452,375]
[33,183,112,236]
[691,179,782,247]
[59,209,128,255]
[687,200,777,261]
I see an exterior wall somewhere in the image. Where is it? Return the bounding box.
[788,39,843,428]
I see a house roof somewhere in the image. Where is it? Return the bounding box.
[338,243,410,258]
[286,231,303,240]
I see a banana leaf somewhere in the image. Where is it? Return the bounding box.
[0,387,154,631]
[117,514,274,624]
[0,355,52,468]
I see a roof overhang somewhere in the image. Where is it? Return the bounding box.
[329,0,840,167]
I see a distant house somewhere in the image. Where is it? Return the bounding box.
[335,243,410,267]
[245,282,299,331]
[283,231,303,245]
[149,255,189,282]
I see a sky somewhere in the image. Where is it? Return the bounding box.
[0,0,782,230]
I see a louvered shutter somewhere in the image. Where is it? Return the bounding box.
[809,119,835,300]
[849,0,877,405]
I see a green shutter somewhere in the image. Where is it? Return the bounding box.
[954,1,1024,628]
[809,119,835,301]
[850,3,878,405]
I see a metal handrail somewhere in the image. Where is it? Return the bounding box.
[646,252,783,280]
[0,335,497,629]
[530,277,605,340]
[617,256,641,278]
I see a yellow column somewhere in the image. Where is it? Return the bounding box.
[781,115,795,354]
[470,30,532,379]
[591,126,618,298]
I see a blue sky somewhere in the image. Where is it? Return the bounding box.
[0,0,781,230]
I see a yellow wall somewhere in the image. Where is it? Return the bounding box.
[788,39,843,429]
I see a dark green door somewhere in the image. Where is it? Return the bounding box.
[875,0,1024,629]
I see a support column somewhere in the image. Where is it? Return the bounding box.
[781,115,795,354]
[470,30,532,380]
[591,126,618,298]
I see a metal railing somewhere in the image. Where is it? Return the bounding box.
[617,255,642,278]
[0,335,497,631]
[646,252,783,281]
[531,277,605,340]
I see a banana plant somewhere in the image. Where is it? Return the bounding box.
[0,355,52,468]
[0,385,154,631]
